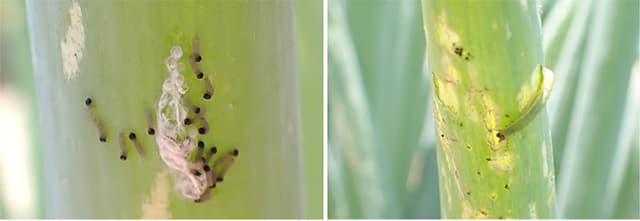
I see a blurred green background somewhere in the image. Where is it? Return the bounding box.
[329,0,638,219]
[0,0,321,218]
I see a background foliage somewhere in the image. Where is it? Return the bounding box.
[328,0,639,218]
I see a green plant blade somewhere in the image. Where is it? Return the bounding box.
[545,0,639,218]
[328,0,437,218]
[294,0,324,218]
[26,0,303,218]
[421,0,556,218]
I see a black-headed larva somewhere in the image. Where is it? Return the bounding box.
[195,140,205,162]
[204,146,217,165]
[198,117,209,135]
[145,109,156,135]
[128,132,145,158]
[204,147,218,188]
[203,76,214,100]
[191,36,202,62]
[182,96,201,114]
[183,110,205,126]
[195,187,212,203]
[189,59,204,79]
[118,132,127,160]
[206,168,217,189]
[85,97,107,142]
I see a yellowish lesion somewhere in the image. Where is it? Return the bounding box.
[488,152,514,172]
[481,94,503,148]
[461,201,474,218]
[475,209,489,219]
[433,72,460,115]
[490,192,498,201]
[141,169,172,219]
[436,13,460,48]
[516,68,542,112]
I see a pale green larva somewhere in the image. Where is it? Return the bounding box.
[497,65,555,140]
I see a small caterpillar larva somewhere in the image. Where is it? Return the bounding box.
[182,96,201,114]
[203,76,214,100]
[128,132,145,159]
[497,65,554,139]
[198,117,209,135]
[144,109,156,135]
[85,97,107,142]
[195,141,205,162]
[204,146,217,164]
[183,110,205,126]
[118,132,127,160]
[191,36,202,63]
[194,187,211,203]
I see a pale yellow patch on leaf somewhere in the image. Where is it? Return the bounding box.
[488,152,514,172]
[141,169,172,219]
[436,14,460,48]
[516,69,542,112]
[461,201,474,218]
[60,1,85,81]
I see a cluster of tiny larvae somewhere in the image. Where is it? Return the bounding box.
[185,36,238,202]
[82,36,238,203]
[85,97,146,160]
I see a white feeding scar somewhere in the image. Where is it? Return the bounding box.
[155,46,208,200]
[60,0,85,81]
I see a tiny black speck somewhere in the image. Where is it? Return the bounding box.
[216,177,224,182]
[440,134,445,138]
[147,128,155,135]
[486,158,491,161]
[194,107,201,114]
[198,127,207,134]
[99,137,107,142]
[193,170,202,176]
[233,149,239,156]
[84,98,92,106]
[195,55,202,62]
[203,165,211,172]
[210,147,217,154]
[504,184,510,189]
[128,132,136,140]
[198,141,205,148]
[120,155,127,161]
[203,93,212,100]
[197,72,204,79]
[496,132,506,142]
[184,118,192,125]
[466,191,471,195]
